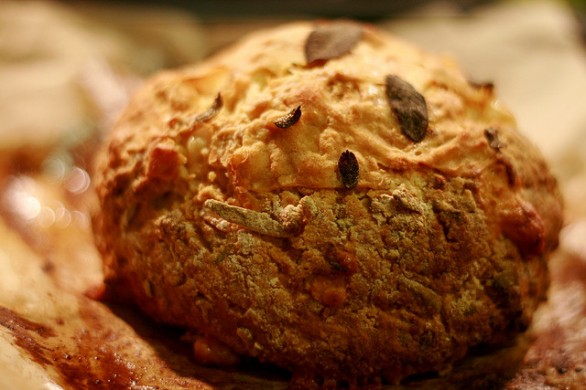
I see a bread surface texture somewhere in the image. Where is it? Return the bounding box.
[93,21,563,385]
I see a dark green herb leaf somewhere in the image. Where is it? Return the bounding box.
[274,105,302,128]
[484,128,505,151]
[304,22,363,65]
[194,93,223,122]
[385,75,428,142]
[338,150,359,189]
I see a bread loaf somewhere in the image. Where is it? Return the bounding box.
[93,21,563,386]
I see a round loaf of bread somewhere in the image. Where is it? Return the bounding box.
[93,21,563,385]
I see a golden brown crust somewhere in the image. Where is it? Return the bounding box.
[93,21,563,384]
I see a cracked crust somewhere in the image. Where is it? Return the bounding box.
[92,22,563,385]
